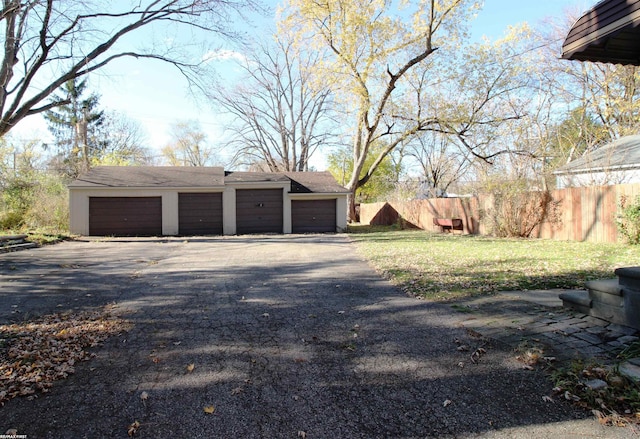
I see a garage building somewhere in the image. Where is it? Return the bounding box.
[69,166,349,236]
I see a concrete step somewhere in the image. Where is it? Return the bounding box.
[586,279,624,307]
[585,278,622,296]
[616,267,640,291]
[591,289,625,307]
[590,301,627,326]
[559,290,592,314]
[0,234,28,242]
[0,241,37,253]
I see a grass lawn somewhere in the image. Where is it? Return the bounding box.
[348,225,640,302]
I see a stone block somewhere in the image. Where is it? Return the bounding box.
[563,338,592,349]
[623,288,640,330]
[618,335,639,345]
[615,266,640,291]
[585,379,608,390]
[574,331,604,345]
[590,289,624,307]
[559,290,591,315]
[578,345,608,359]
[605,323,638,336]
[586,278,622,296]
[589,303,627,327]
[619,361,640,382]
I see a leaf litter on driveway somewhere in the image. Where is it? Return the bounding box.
[0,305,131,406]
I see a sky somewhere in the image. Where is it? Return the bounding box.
[9,0,592,170]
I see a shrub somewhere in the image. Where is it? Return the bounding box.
[1,172,69,233]
[616,195,640,244]
[23,174,69,232]
[484,180,560,238]
[0,210,25,229]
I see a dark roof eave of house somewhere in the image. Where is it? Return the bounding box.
[561,0,640,66]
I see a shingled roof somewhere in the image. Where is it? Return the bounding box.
[553,135,640,175]
[68,166,225,188]
[284,172,350,194]
[223,171,291,184]
[70,167,349,193]
[223,170,349,193]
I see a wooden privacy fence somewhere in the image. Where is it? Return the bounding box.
[359,183,640,243]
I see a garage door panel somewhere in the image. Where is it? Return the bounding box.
[292,199,336,233]
[236,189,283,234]
[89,197,162,236]
[179,193,223,235]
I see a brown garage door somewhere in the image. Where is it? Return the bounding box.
[236,189,283,234]
[89,197,162,236]
[179,193,223,235]
[292,199,336,233]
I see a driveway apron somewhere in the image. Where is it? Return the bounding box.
[0,236,632,438]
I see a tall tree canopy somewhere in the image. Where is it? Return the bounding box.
[0,0,261,136]
[280,0,486,218]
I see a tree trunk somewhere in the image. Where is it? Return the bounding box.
[347,183,358,223]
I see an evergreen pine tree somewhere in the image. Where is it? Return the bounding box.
[44,79,104,177]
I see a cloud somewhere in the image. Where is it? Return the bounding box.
[202,49,246,64]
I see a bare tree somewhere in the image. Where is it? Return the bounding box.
[93,111,153,166]
[405,132,471,198]
[210,35,336,171]
[0,0,261,136]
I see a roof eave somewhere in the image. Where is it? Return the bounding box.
[553,163,640,176]
[561,1,640,66]
[69,184,226,190]
[289,191,350,196]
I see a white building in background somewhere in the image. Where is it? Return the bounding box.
[553,135,640,189]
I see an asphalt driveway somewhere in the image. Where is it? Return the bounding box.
[0,235,633,438]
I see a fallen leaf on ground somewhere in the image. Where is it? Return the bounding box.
[204,405,216,414]
[564,391,580,402]
[186,363,195,373]
[470,347,487,363]
[127,421,140,437]
[0,306,131,406]
[542,395,554,403]
[140,391,148,401]
[443,399,452,407]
